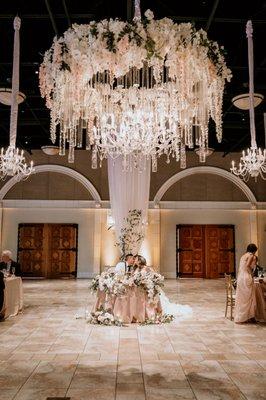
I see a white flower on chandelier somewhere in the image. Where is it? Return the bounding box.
[39,9,231,170]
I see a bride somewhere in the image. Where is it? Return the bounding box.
[133,255,192,318]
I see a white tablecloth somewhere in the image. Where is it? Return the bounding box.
[1,277,23,319]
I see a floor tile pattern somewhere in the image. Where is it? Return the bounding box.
[0,279,265,400]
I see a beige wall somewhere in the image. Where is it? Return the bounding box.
[1,207,97,278]
[160,209,254,278]
[1,150,266,201]
[5,172,92,200]
[161,174,247,201]
[0,204,265,279]
[258,210,266,268]
[0,149,265,278]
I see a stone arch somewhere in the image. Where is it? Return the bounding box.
[153,166,257,205]
[0,164,101,204]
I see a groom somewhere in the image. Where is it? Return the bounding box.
[115,254,135,274]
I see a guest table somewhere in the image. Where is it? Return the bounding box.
[254,277,266,321]
[0,276,23,319]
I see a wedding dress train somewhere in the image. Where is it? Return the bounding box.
[159,290,192,316]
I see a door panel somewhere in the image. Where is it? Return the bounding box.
[18,223,78,278]
[18,224,46,277]
[177,225,205,278]
[177,225,235,278]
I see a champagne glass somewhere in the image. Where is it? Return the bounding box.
[11,267,15,276]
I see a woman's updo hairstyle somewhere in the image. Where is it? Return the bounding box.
[137,255,147,266]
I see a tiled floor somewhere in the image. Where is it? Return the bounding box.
[0,279,265,400]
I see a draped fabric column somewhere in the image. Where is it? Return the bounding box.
[107,156,151,254]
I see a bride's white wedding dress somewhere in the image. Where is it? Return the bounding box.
[159,290,192,316]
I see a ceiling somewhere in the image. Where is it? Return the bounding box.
[0,0,265,158]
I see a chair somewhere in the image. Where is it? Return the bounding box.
[224,273,236,321]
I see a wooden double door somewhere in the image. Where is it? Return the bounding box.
[177,225,235,278]
[18,223,78,278]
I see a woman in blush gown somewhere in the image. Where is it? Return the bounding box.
[234,244,266,323]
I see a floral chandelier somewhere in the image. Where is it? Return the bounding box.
[0,17,34,182]
[40,2,231,170]
[231,21,266,181]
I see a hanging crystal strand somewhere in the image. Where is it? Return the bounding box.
[68,129,75,163]
[59,120,66,156]
[77,118,83,148]
[188,125,193,149]
[146,64,149,89]
[151,154,157,172]
[195,124,200,146]
[180,142,186,169]
[91,146,98,169]
[141,64,145,88]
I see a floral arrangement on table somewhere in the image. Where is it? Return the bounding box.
[88,268,172,325]
[90,268,164,303]
[87,270,174,326]
[133,269,164,304]
[116,209,145,255]
[90,271,116,294]
[39,9,232,168]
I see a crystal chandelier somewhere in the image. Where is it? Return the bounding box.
[40,1,231,170]
[0,17,34,182]
[231,21,266,181]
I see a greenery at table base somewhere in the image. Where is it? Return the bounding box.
[87,307,174,326]
[140,314,174,325]
[87,307,124,326]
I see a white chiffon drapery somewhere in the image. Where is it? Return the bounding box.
[107,156,151,253]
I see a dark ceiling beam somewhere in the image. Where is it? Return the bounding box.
[222,133,250,157]
[0,13,95,20]
[44,0,59,36]
[205,0,220,31]
[0,62,39,67]
[24,99,49,136]
[0,14,265,24]
[169,17,266,24]
[0,124,33,155]
[127,0,134,21]
[62,0,71,27]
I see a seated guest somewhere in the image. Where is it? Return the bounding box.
[0,271,5,320]
[0,250,21,276]
[235,244,266,323]
[115,254,134,274]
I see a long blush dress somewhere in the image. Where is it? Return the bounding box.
[235,253,266,323]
